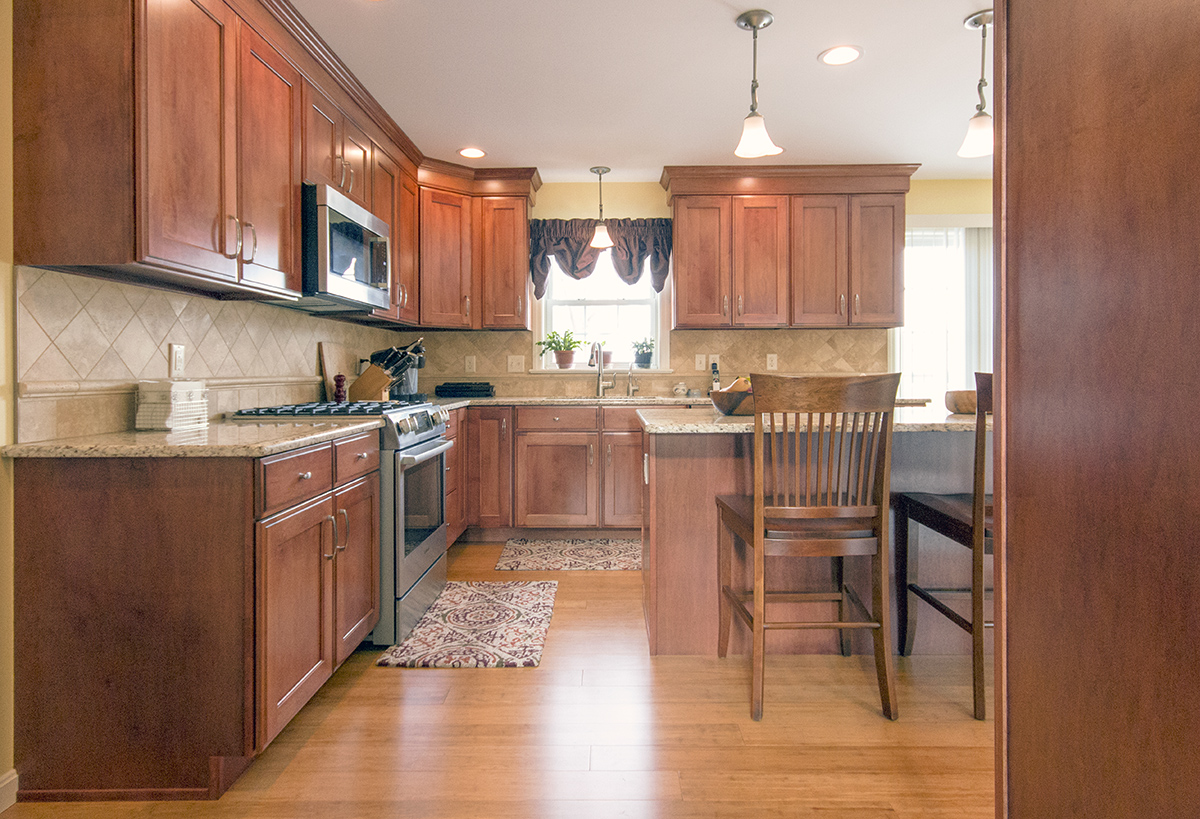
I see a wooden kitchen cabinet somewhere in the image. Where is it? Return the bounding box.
[12,429,380,800]
[14,0,304,299]
[467,406,513,527]
[515,431,602,527]
[673,195,789,328]
[602,431,645,527]
[396,171,422,324]
[791,194,905,327]
[369,152,420,325]
[444,408,468,543]
[420,187,474,327]
[303,81,372,210]
[479,196,531,329]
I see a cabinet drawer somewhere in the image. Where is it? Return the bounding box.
[601,407,648,431]
[258,443,333,517]
[334,432,380,484]
[517,407,599,431]
[444,408,461,438]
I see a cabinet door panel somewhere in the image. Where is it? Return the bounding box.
[341,117,372,210]
[420,188,473,327]
[238,26,302,294]
[791,195,849,327]
[468,407,512,527]
[143,0,238,279]
[257,495,334,748]
[673,196,731,328]
[602,431,644,528]
[481,196,530,329]
[849,194,905,327]
[515,432,601,527]
[333,475,380,666]
[732,195,789,326]
[396,172,421,323]
[302,82,342,191]
[370,151,402,321]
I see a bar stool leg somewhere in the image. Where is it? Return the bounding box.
[895,505,920,657]
[717,510,733,658]
[833,556,851,656]
[971,532,987,720]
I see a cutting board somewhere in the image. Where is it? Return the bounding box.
[318,342,361,402]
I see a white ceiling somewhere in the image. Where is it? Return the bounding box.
[286,0,996,183]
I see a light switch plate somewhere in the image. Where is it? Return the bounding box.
[507,355,524,373]
[465,355,476,373]
[766,354,778,371]
[168,344,185,379]
[695,354,706,371]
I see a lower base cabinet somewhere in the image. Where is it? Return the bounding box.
[12,431,380,800]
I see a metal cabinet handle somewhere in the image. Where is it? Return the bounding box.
[839,294,846,316]
[324,515,337,559]
[588,443,594,466]
[338,156,347,189]
[299,471,312,480]
[607,443,612,466]
[517,295,523,314]
[464,296,471,319]
[722,294,729,316]
[223,215,242,260]
[737,294,743,316]
[336,509,349,551]
[500,417,506,435]
[643,453,649,485]
[854,293,860,315]
[243,221,257,263]
[346,164,355,195]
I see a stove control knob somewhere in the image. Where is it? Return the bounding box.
[397,416,417,435]
[434,407,449,425]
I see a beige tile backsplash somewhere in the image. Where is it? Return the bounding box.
[15,268,887,442]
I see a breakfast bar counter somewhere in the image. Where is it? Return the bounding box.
[636,405,988,656]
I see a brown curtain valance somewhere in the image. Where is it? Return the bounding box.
[529,218,672,299]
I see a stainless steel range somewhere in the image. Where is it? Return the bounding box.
[233,399,452,645]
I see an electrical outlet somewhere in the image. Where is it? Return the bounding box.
[766,353,778,371]
[168,344,185,379]
[507,355,524,373]
[465,355,476,373]
[695,354,707,371]
[709,354,720,370]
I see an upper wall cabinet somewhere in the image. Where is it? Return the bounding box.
[303,81,372,211]
[14,0,304,299]
[662,165,918,330]
[419,187,474,328]
[479,196,531,330]
[368,151,420,325]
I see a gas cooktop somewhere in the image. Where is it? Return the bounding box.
[232,401,423,419]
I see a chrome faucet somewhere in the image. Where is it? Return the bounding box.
[589,342,615,397]
[626,361,640,397]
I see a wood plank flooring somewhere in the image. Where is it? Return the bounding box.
[7,542,994,818]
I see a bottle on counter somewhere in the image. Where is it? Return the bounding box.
[711,362,720,394]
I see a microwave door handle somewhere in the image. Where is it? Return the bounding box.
[398,439,454,469]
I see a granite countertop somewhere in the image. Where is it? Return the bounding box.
[2,419,384,459]
[435,396,701,409]
[637,405,985,434]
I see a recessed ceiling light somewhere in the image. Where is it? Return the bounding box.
[459,147,486,159]
[818,45,862,66]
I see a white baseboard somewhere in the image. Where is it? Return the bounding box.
[0,769,17,812]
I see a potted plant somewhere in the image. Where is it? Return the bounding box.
[536,330,585,369]
[632,338,654,368]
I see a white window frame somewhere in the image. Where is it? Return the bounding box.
[530,252,673,373]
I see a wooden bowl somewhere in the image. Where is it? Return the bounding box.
[945,390,977,414]
[711,389,755,416]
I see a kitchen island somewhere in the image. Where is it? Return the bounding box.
[637,405,988,656]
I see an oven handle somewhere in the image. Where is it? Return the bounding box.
[398,438,454,469]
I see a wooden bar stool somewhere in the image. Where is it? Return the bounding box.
[716,372,901,721]
[892,371,993,720]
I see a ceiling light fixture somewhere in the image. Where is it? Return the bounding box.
[589,166,614,249]
[818,45,862,66]
[459,147,486,159]
[957,9,994,158]
[734,9,784,158]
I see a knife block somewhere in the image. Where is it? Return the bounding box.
[348,364,391,401]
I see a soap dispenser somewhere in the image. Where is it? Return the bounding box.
[711,362,720,394]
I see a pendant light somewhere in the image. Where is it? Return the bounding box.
[589,166,614,249]
[734,9,784,158]
[957,10,994,158]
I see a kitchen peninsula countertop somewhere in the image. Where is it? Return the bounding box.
[435,395,700,411]
[636,404,983,434]
[1,419,383,459]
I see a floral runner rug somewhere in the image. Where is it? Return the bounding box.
[495,538,642,571]
[377,580,557,668]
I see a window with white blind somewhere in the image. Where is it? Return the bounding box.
[890,226,994,401]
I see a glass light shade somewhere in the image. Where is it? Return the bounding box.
[590,222,614,249]
[957,111,994,158]
[735,112,784,158]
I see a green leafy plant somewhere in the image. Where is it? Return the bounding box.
[535,330,585,354]
[632,338,655,354]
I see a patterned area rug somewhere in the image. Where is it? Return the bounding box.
[495,538,642,571]
[376,581,557,668]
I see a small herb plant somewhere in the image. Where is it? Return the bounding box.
[632,338,655,354]
[535,330,585,354]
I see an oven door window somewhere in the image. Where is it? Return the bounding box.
[403,451,444,556]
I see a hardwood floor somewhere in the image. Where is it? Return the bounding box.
[7,542,994,818]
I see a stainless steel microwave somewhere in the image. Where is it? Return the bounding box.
[293,183,390,312]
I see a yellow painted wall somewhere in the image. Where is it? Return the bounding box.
[1,0,16,788]
[532,178,992,221]
[907,178,992,215]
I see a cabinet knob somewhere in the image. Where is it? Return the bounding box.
[553,416,559,422]
[357,452,370,460]
[299,471,312,480]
